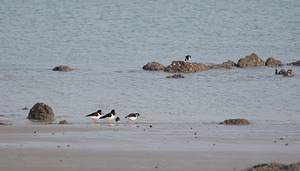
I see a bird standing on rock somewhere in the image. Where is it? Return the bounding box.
[85,110,103,124]
[185,55,191,62]
[125,113,142,125]
[100,110,117,124]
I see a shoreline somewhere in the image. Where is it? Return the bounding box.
[1,124,300,171]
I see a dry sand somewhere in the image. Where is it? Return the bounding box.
[1,124,300,171]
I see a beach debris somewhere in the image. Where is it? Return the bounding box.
[219,118,251,125]
[242,162,300,171]
[164,61,209,73]
[58,120,68,124]
[143,62,166,71]
[27,103,55,121]
[149,125,153,128]
[285,143,289,146]
[237,53,265,68]
[52,65,73,71]
[166,74,185,78]
[265,57,284,66]
[287,60,300,66]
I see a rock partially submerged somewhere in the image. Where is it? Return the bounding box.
[52,65,73,71]
[237,53,265,68]
[287,60,300,66]
[266,57,284,66]
[242,162,300,171]
[58,120,69,124]
[166,74,185,78]
[209,60,236,69]
[220,119,251,125]
[143,62,166,71]
[27,103,55,121]
[164,61,209,73]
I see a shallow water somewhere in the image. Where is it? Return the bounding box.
[0,0,299,129]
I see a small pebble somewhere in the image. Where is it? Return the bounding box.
[150,125,153,128]
[33,131,37,133]
[285,143,289,146]
[279,138,284,140]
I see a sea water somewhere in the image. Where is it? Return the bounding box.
[0,0,299,128]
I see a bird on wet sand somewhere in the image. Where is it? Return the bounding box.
[85,110,103,124]
[125,113,142,125]
[115,117,120,125]
[100,110,117,124]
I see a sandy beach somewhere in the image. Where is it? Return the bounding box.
[1,123,300,171]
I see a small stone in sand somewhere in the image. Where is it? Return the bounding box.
[285,143,289,146]
[279,138,284,140]
[150,125,153,128]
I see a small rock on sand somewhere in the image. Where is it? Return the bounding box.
[219,119,251,125]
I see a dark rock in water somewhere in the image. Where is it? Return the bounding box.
[237,53,265,68]
[219,119,250,125]
[27,103,55,121]
[266,57,284,66]
[166,74,185,78]
[287,60,300,66]
[164,61,209,73]
[283,69,294,77]
[209,60,236,69]
[58,120,68,124]
[52,65,73,71]
[278,69,287,75]
[143,62,166,71]
[242,162,300,171]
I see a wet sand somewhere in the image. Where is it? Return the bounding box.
[1,124,300,171]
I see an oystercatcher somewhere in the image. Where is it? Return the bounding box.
[115,117,120,125]
[85,110,103,124]
[185,55,191,62]
[125,113,142,124]
[100,110,117,124]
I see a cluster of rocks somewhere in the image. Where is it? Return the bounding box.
[143,53,298,77]
[219,118,251,125]
[275,69,294,77]
[242,162,300,171]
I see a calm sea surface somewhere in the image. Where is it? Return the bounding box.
[0,0,299,130]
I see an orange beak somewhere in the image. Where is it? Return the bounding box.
[139,115,142,118]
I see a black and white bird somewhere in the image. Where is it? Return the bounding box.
[85,110,103,124]
[125,113,142,124]
[115,117,120,125]
[100,110,117,124]
[185,55,191,62]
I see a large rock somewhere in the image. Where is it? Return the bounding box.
[242,162,300,171]
[164,61,209,73]
[52,65,73,71]
[219,119,251,125]
[27,103,55,121]
[237,53,265,68]
[266,57,284,66]
[287,60,300,66]
[143,62,166,71]
[209,60,236,69]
